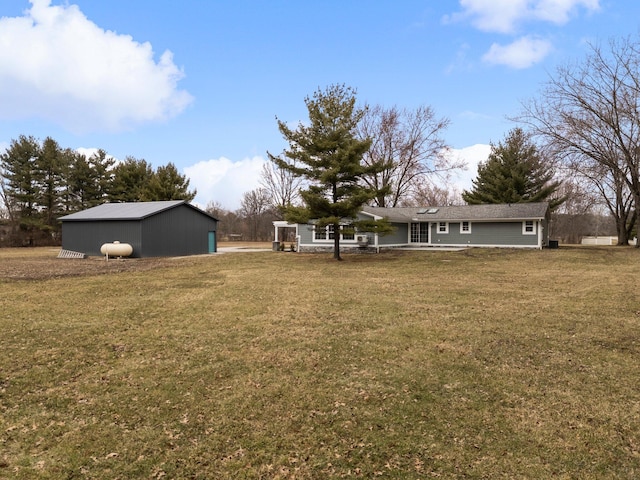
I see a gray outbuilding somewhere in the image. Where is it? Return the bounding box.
[59,201,218,257]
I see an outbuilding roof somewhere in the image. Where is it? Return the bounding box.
[59,201,217,221]
[361,202,549,222]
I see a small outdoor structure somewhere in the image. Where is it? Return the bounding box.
[276,202,551,252]
[272,220,297,251]
[59,200,218,257]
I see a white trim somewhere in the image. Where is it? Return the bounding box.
[272,221,297,242]
[460,221,472,234]
[313,224,357,243]
[424,243,541,249]
[522,220,536,235]
[437,221,449,234]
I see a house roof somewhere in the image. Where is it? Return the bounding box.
[59,201,218,221]
[361,202,549,222]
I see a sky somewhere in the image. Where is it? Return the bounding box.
[0,0,637,210]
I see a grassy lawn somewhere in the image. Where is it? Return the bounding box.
[1,246,639,478]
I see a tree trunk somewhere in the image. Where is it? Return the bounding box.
[333,225,342,261]
[633,194,640,248]
[616,216,629,245]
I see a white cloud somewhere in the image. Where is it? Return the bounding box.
[0,0,192,132]
[446,0,600,34]
[445,0,529,34]
[445,144,492,192]
[531,0,600,24]
[184,156,266,211]
[168,147,495,211]
[482,36,553,68]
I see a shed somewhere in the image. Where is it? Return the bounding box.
[59,201,218,257]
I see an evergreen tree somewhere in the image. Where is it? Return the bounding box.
[107,157,154,202]
[0,135,70,243]
[145,162,196,201]
[36,137,64,228]
[0,135,41,219]
[62,149,114,212]
[462,128,562,208]
[268,84,392,260]
[84,149,115,207]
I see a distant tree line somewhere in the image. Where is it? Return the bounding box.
[205,189,281,244]
[0,135,195,246]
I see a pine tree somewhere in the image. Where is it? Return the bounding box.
[0,135,70,244]
[36,137,64,228]
[0,135,41,219]
[107,157,154,202]
[462,128,562,208]
[60,149,114,212]
[145,162,196,201]
[268,84,392,260]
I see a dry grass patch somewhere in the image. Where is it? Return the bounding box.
[1,246,639,478]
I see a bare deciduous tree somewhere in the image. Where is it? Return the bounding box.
[240,188,277,241]
[357,104,459,207]
[519,36,640,245]
[0,166,14,222]
[400,180,463,207]
[258,160,303,211]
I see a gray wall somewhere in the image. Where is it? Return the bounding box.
[378,223,408,245]
[62,220,142,256]
[141,204,217,257]
[297,224,314,245]
[431,221,538,247]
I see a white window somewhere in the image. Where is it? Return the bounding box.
[460,221,471,234]
[522,220,536,235]
[314,225,356,242]
[438,222,449,234]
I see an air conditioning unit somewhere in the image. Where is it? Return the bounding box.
[356,234,369,246]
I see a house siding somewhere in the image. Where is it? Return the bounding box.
[379,223,409,245]
[431,221,539,247]
[297,224,314,245]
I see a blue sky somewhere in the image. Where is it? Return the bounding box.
[0,0,636,209]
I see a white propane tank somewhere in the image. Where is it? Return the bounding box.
[100,241,133,258]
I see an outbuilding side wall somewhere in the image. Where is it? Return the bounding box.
[61,221,142,257]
